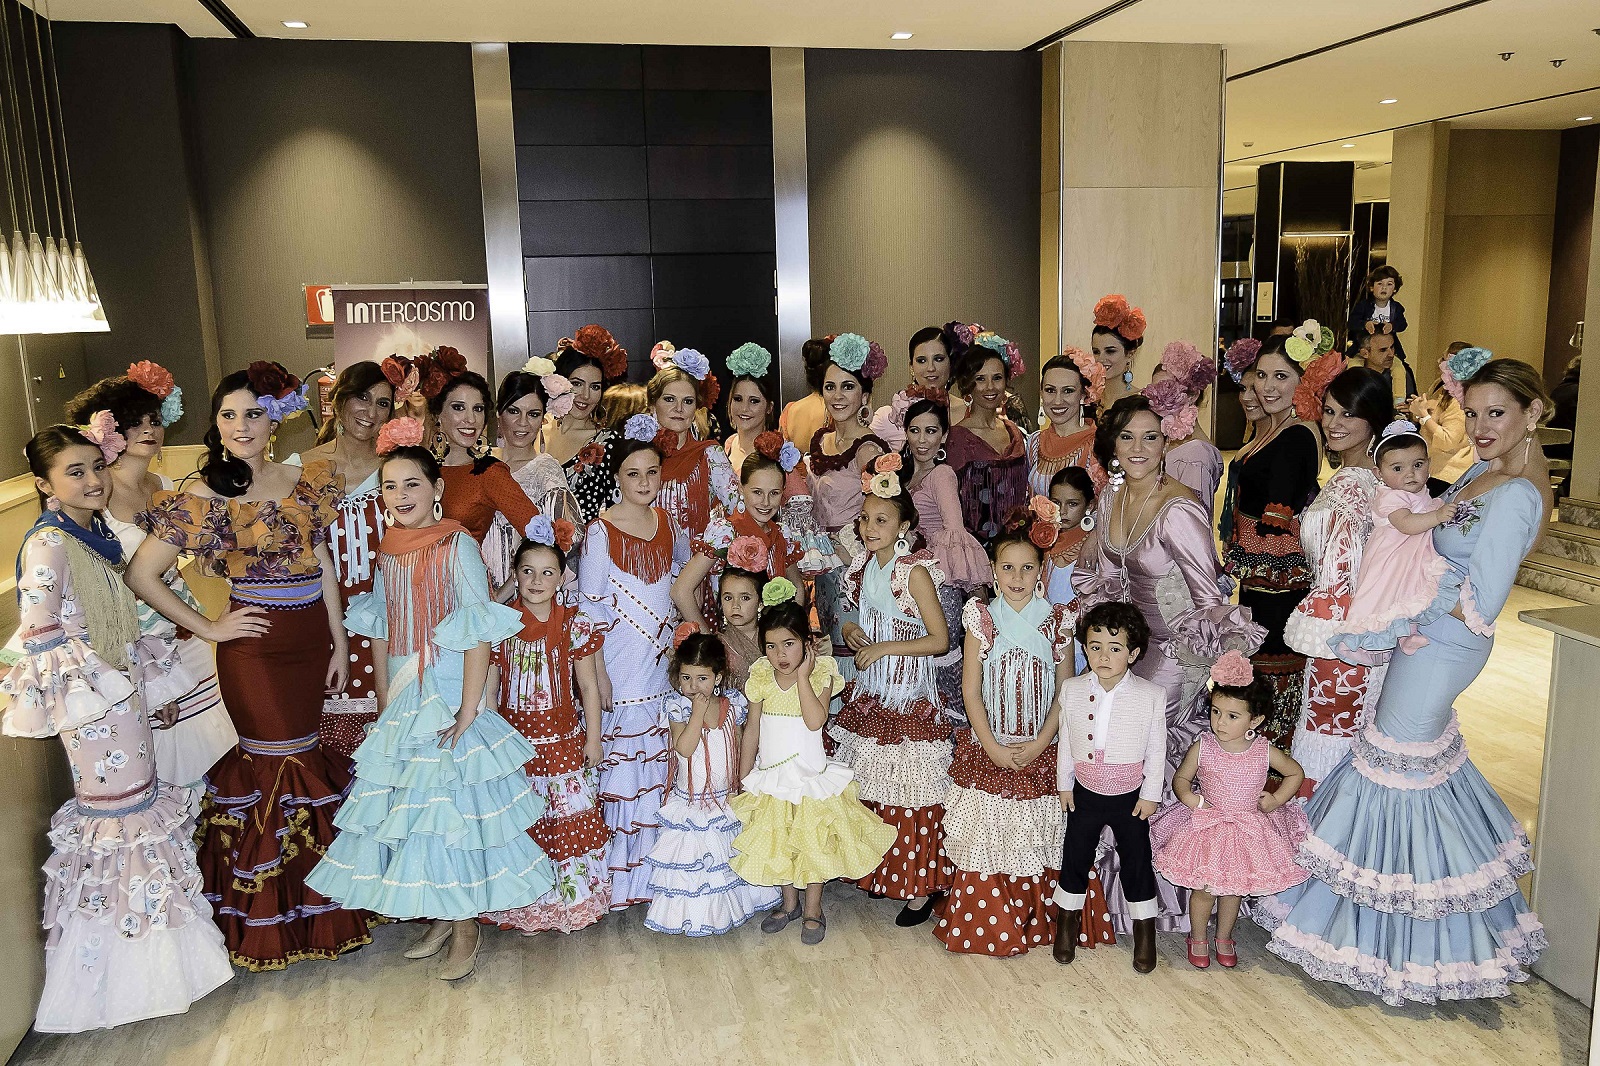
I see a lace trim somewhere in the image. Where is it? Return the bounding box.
[1293,832,1534,919]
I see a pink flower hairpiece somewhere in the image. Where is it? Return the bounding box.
[870,385,951,451]
[1223,338,1261,384]
[377,416,425,455]
[672,621,699,651]
[80,410,126,464]
[1160,341,1216,395]
[1025,495,1062,551]
[1063,346,1106,404]
[650,340,677,372]
[727,535,768,573]
[1144,378,1199,441]
[861,452,903,499]
[1210,650,1253,687]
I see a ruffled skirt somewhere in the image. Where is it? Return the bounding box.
[37,781,232,1033]
[730,783,895,887]
[598,693,670,909]
[305,666,552,920]
[1151,800,1310,897]
[644,791,781,936]
[149,635,237,787]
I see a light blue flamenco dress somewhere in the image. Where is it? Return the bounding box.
[1256,463,1547,1005]
[307,531,554,919]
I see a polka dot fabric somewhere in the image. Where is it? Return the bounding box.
[933,872,1059,957]
[854,803,954,900]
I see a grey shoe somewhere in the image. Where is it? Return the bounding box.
[760,905,803,934]
[800,913,827,946]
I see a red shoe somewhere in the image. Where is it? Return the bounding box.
[1186,936,1210,969]
[1214,938,1237,968]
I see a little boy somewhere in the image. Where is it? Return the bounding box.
[1052,601,1167,973]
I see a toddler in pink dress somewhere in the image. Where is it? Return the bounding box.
[1152,652,1309,969]
[1334,423,1459,664]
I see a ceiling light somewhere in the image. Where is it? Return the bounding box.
[890,31,913,40]
[1579,116,1595,122]
[283,20,307,29]
[1342,143,1356,148]
[1379,98,1398,104]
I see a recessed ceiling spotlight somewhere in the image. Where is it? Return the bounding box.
[1499,52,1514,61]
[1579,116,1595,122]
[890,31,913,40]
[1342,143,1356,148]
[1379,98,1398,104]
[283,20,307,28]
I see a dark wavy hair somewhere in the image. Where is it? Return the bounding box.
[1076,601,1151,658]
[899,397,950,485]
[801,337,832,394]
[955,343,1011,397]
[512,535,568,576]
[554,346,605,384]
[672,632,729,685]
[379,444,443,485]
[1210,676,1274,724]
[316,360,392,445]
[497,370,550,415]
[1092,394,1157,472]
[430,371,499,475]
[609,437,663,477]
[1322,367,1391,458]
[1039,353,1097,423]
[199,369,270,498]
[66,377,162,436]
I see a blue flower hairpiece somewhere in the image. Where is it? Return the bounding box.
[525,513,556,547]
[830,333,870,373]
[778,441,802,473]
[1446,346,1493,384]
[257,389,308,422]
[674,348,711,381]
[727,342,772,379]
[159,385,184,428]
[624,412,660,442]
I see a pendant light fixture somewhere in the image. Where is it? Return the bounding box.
[0,0,106,334]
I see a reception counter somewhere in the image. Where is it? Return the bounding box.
[1519,604,1600,1026]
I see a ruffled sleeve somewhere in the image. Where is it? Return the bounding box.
[1049,602,1078,665]
[577,519,617,624]
[920,466,993,588]
[1069,497,1124,609]
[810,654,845,699]
[344,567,388,640]
[962,597,995,657]
[725,688,750,726]
[568,609,608,659]
[744,656,776,705]
[894,550,945,617]
[137,489,230,570]
[838,550,868,611]
[434,534,523,651]
[1162,497,1266,660]
[297,459,346,546]
[1285,468,1376,658]
[664,691,694,724]
[2,529,136,738]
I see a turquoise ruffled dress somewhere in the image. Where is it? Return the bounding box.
[307,532,554,919]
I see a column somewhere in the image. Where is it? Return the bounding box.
[1387,122,1450,383]
[1571,155,1600,502]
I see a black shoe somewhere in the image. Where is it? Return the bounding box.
[895,892,944,928]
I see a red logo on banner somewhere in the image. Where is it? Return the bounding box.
[305,285,334,326]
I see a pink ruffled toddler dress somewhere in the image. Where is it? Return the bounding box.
[1335,485,1450,662]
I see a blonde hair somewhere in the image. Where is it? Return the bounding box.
[600,383,649,430]
[1464,358,1552,425]
[645,366,711,438]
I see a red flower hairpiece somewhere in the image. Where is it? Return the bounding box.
[573,441,607,473]
[1293,351,1347,423]
[754,430,785,462]
[672,621,700,651]
[381,355,412,388]
[552,518,577,554]
[246,360,298,399]
[562,324,629,383]
[126,360,175,398]
[1093,294,1147,342]
[904,384,949,407]
[727,535,768,573]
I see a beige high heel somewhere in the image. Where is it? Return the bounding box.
[403,919,454,960]
[438,921,481,981]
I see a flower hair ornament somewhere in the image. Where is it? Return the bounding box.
[650,341,720,406]
[829,332,888,381]
[1023,496,1063,553]
[1093,294,1148,343]
[79,410,126,464]
[861,452,903,499]
[1223,337,1262,384]
[520,355,575,420]
[376,416,425,455]
[127,360,184,427]
[672,621,700,651]
[1284,319,1335,368]
[558,324,629,383]
[1062,346,1106,404]
[624,412,660,443]
[1292,349,1347,423]
[727,535,769,573]
[754,429,802,473]
[381,355,425,412]
[1159,341,1218,396]
[1210,649,1254,687]
[762,576,798,607]
[727,342,772,379]
[412,346,468,402]
[1144,378,1199,441]
[245,361,309,422]
[525,512,578,554]
[974,331,1026,378]
[870,385,950,451]
[1439,346,1492,404]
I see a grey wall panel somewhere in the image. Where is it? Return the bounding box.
[517,145,648,200]
[643,46,769,91]
[650,199,775,254]
[524,255,654,312]
[529,307,654,362]
[647,146,774,199]
[645,91,771,145]
[522,200,652,256]
[804,49,1041,406]
[655,305,779,356]
[513,89,645,145]
[653,253,775,308]
[512,44,642,90]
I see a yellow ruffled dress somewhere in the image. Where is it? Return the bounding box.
[730,656,895,886]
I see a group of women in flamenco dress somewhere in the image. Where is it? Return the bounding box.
[0,304,1552,1034]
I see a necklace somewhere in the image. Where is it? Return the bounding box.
[1109,477,1161,558]
[1238,410,1292,463]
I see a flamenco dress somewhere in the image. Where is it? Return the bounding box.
[1026,422,1103,499]
[644,691,781,935]
[1257,464,1547,1005]
[138,460,377,969]
[483,601,614,933]
[934,597,1075,957]
[910,464,990,726]
[482,453,582,590]
[799,428,886,685]
[579,507,689,908]
[946,420,1030,543]
[306,523,552,918]
[2,515,232,1031]
[730,657,895,886]
[826,547,956,899]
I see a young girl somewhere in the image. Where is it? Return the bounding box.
[730,589,895,944]
[1045,466,1095,611]
[579,423,691,909]
[672,432,805,631]
[307,423,551,982]
[829,461,953,925]
[1334,421,1459,663]
[717,565,766,692]
[482,528,614,935]
[1152,651,1310,969]
[644,629,781,935]
[935,505,1076,957]
[4,426,233,1033]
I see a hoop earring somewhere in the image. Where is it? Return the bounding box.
[433,499,444,521]
[935,447,946,463]
[1245,728,1259,741]
[895,533,911,556]
[1080,513,1095,532]
[383,508,397,526]
[858,407,870,428]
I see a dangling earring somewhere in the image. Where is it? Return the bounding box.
[45,494,60,512]
[1245,727,1259,741]
[1035,579,1046,599]
[223,444,234,462]
[858,407,870,428]
[1080,513,1095,532]
[383,508,397,526]
[1122,369,1134,387]
[935,447,946,463]
[895,531,911,556]
[431,427,449,461]
[1522,427,1535,468]
[1108,458,1125,491]
[469,431,491,460]
[433,498,444,521]
[268,431,277,462]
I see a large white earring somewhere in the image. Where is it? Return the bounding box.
[433,498,444,521]
[895,532,911,556]
[1080,513,1095,532]
[383,508,396,525]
